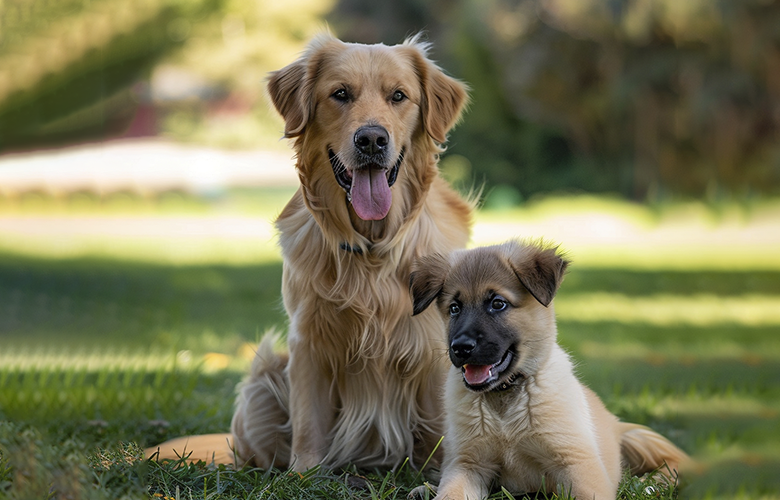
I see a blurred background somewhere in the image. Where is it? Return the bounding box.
[1,0,779,202]
[1,1,780,499]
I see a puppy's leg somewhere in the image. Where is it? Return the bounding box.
[550,461,616,500]
[288,335,335,471]
[434,465,491,500]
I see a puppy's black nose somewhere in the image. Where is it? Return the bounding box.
[354,126,389,156]
[450,337,476,361]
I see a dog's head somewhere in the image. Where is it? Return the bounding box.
[410,240,569,392]
[267,34,468,223]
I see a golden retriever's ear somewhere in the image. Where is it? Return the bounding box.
[267,35,341,138]
[267,59,308,137]
[409,253,450,316]
[508,242,569,307]
[404,40,469,144]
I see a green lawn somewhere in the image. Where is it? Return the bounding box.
[1,192,778,499]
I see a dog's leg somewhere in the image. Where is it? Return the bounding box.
[288,336,335,471]
[231,336,291,468]
[433,465,491,500]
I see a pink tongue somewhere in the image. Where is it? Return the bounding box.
[463,365,492,386]
[350,167,392,221]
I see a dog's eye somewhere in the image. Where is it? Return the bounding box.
[490,297,507,312]
[449,303,461,316]
[332,89,349,102]
[391,90,406,103]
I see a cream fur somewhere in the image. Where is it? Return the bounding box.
[438,345,622,500]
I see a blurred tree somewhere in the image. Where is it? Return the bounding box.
[330,0,780,200]
[0,0,333,151]
[3,0,778,199]
[0,0,211,150]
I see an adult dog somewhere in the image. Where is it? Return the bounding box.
[147,34,472,470]
[409,240,688,499]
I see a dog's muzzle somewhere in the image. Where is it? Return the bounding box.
[328,147,405,221]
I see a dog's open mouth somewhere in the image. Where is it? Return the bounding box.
[329,148,404,221]
[461,349,515,391]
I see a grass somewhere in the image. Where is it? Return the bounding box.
[1,191,779,498]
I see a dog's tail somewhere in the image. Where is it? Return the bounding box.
[145,336,291,468]
[144,433,235,465]
[618,422,688,480]
[231,334,291,469]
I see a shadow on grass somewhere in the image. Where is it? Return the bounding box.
[2,253,779,497]
[0,252,287,354]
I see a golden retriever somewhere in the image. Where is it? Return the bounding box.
[146,34,473,470]
[409,240,688,499]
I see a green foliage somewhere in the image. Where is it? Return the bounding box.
[330,0,780,200]
[0,0,332,151]
[4,0,779,197]
[0,0,217,150]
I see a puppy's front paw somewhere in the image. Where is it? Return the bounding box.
[409,482,437,499]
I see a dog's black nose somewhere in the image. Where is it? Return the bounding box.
[450,337,476,361]
[354,126,389,156]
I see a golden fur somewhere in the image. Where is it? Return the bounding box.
[410,241,688,499]
[147,34,473,470]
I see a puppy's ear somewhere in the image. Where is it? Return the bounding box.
[509,242,569,307]
[409,253,450,316]
[267,35,341,138]
[404,38,469,144]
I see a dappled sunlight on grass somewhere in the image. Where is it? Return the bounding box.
[474,195,780,270]
[0,219,283,265]
[614,393,779,421]
[557,293,780,326]
[0,348,182,372]
[577,339,780,363]
[0,347,251,375]
[477,194,656,225]
[0,193,778,498]
[1,193,779,270]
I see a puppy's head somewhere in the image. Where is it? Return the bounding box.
[267,34,468,222]
[410,240,569,392]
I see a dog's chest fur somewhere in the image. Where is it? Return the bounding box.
[276,183,471,468]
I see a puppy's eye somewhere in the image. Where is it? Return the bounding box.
[332,89,349,102]
[490,297,507,312]
[391,90,406,103]
[449,303,461,316]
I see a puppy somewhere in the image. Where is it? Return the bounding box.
[409,240,687,499]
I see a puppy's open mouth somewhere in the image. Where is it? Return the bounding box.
[461,349,515,391]
[328,148,404,221]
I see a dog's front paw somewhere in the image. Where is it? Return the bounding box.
[409,482,437,500]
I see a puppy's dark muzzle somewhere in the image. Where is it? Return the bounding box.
[449,335,477,367]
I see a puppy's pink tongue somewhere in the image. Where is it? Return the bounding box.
[463,365,491,386]
[350,167,391,221]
